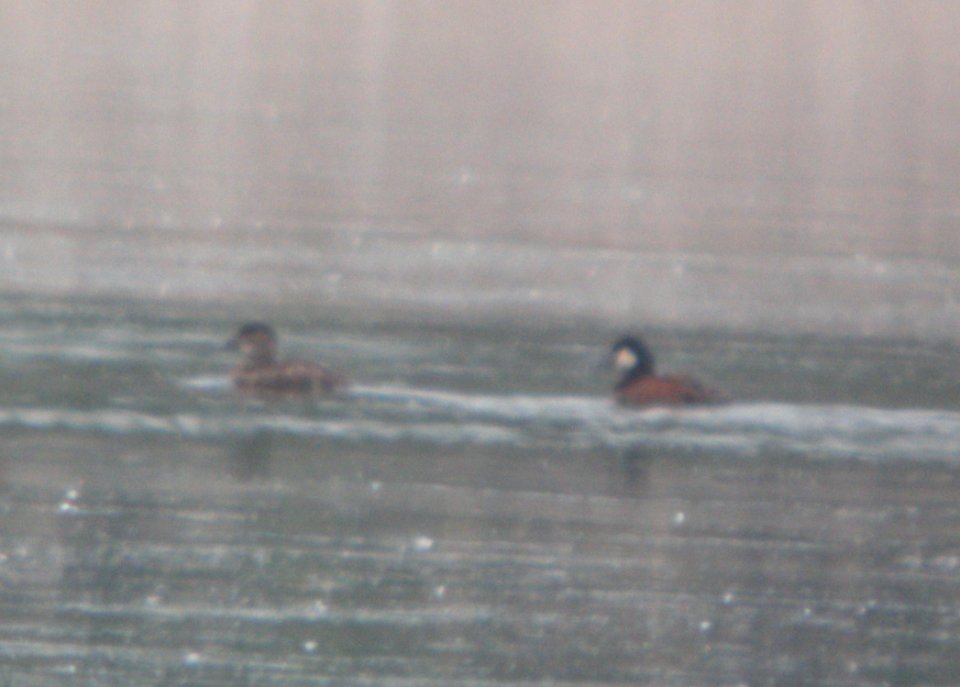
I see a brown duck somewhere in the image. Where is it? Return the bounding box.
[225,322,346,395]
[608,336,723,407]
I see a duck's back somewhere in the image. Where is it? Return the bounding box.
[616,374,721,407]
[232,359,346,395]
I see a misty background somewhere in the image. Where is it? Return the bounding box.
[1,1,958,337]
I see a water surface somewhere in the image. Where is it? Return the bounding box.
[1,296,959,685]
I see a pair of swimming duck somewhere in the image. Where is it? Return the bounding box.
[225,323,723,407]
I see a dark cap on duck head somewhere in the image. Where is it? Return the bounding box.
[609,335,656,377]
[225,321,278,351]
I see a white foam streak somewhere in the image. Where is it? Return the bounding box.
[352,385,960,461]
[0,405,519,446]
[7,384,960,462]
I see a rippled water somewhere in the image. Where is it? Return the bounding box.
[2,295,960,685]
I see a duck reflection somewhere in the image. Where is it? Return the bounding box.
[230,430,275,481]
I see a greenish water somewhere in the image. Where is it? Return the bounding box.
[1,295,959,686]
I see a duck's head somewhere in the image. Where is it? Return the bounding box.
[608,336,655,378]
[226,322,278,364]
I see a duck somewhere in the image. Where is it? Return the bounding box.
[607,335,722,407]
[225,322,346,395]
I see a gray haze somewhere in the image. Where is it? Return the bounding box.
[1,2,959,337]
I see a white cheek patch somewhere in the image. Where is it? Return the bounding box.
[614,347,637,371]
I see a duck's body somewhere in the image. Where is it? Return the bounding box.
[231,359,345,395]
[226,322,346,396]
[615,372,720,406]
[609,336,722,408]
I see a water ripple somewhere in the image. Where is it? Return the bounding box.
[5,382,960,462]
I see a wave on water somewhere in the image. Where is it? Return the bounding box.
[179,375,233,392]
[6,382,960,463]
[351,385,960,461]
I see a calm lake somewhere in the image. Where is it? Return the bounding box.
[0,296,959,685]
